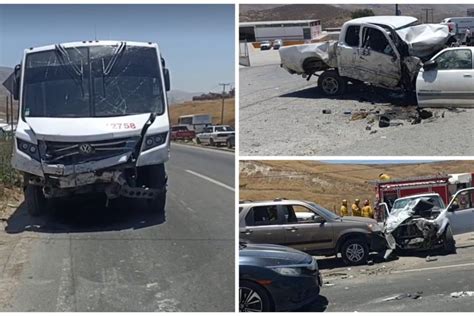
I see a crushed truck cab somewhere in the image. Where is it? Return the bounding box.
[280,16,453,96]
[5,40,172,216]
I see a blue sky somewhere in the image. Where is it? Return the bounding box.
[0,4,234,92]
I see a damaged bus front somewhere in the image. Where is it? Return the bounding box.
[5,41,171,216]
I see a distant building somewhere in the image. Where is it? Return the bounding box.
[239,20,322,42]
[468,8,474,16]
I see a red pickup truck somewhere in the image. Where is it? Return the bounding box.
[170,125,196,141]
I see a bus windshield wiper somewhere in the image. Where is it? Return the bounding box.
[54,44,85,96]
[102,41,127,76]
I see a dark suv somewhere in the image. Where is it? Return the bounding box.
[239,242,322,312]
[239,199,387,265]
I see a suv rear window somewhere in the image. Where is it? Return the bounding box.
[246,206,279,226]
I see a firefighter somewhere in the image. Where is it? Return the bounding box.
[379,173,391,180]
[352,199,362,217]
[362,199,374,218]
[340,199,350,216]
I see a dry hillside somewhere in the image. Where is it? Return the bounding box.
[240,4,474,28]
[240,160,474,212]
[169,98,235,126]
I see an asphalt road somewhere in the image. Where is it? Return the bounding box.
[1,143,235,312]
[240,63,474,156]
[301,236,474,312]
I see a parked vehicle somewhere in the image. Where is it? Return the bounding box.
[260,41,272,50]
[177,114,212,133]
[170,125,195,141]
[239,241,322,312]
[384,187,474,253]
[416,47,474,107]
[239,199,387,265]
[280,16,453,96]
[273,39,283,50]
[196,125,235,146]
[4,41,171,216]
[226,134,235,149]
[441,17,474,42]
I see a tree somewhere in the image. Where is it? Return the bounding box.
[351,9,375,19]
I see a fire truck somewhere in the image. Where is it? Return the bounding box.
[371,173,474,220]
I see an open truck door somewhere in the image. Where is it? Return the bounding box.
[416,48,474,107]
[339,23,401,88]
[445,187,474,235]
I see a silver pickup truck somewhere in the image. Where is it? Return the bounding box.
[280,16,453,96]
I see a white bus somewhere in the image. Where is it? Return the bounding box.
[178,114,212,133]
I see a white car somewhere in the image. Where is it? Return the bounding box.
[196,125,235,146]
[260,41,272,50]
[417,47,474,107]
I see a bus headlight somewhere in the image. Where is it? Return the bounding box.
[143,132,168,150]
[17,138,40,161]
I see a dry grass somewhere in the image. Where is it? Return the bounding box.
[169,98,235,126]
[240,160,474,212]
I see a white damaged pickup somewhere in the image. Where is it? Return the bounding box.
[280,16,453,96]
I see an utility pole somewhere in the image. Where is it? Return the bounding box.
[421,8,434,23]
[219,83,231,125]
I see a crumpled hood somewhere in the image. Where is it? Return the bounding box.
[25,113,168,142]
[396,24,451,58]
[240,243,312,267]
[279,41,338,74]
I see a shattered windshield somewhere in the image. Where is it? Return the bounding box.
[393,196,444,210]
[22,44,165,118]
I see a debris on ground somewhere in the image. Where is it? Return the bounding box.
[450,291,474,298]
[322,109,332,114]
[382,291,423,302]
[425,256,438,262]
[351,112,369,120]
[324,282,335,287]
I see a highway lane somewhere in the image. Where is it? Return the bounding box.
[1,144,235,312]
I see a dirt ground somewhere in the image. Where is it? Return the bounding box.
[239,61,474,156]
[239,160,474,211]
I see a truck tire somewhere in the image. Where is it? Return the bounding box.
[318,70,347,96]
[226,139,233,149]
[442,225,456,254]
[196,137,201,144]
[209,138,215,146]
[341,238,368,265]
[138,164,167,216]
[25,185,47,217]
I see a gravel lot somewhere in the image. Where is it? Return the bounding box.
[240,61,474,156]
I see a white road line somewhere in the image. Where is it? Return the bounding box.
[393,262,474,274]
[185,169,235,192]
[172,142,235,156]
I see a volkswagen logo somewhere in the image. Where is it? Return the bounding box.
[79,143,93,154]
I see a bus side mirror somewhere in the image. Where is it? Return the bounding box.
[164,68,170,92]
[13,64,21,100]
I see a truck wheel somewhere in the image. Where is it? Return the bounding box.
[318,70,347,96]
[196,137,201,144]
[209,138,215,146]
[25,185,47,217]
[442,225,456,254]
[138,164,167,215]
[341,238,368,265]
[227,139,233,149]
